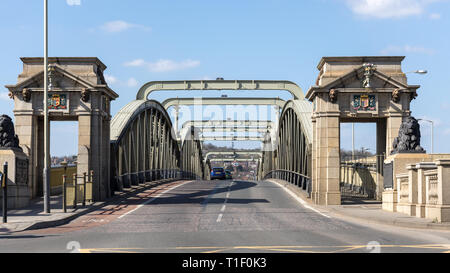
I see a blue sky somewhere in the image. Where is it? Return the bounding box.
[0,0,449,156]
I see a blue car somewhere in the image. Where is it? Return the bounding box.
[210,167,226,180]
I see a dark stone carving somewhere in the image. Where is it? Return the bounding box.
[329,89,338,103]
[81,88,90,102]
[22,88,31,102]
[391,116,425,154]
[0,115,21,150]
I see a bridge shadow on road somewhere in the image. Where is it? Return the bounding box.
[145,180,270,206]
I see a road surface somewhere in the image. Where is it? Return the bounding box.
[1,179,450,253]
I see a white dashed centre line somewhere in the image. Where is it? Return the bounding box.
[216,181,233,223]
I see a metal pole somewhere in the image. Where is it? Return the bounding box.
[62,175,67,213]
[352,123,355,161]
[73,173,77,209]
[43,0,51,213]
[83,172,86,207]
[2,162,7,223]
[431,121,434,154]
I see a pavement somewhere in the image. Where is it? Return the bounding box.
[0,178,179,234]
[266,178,450,231]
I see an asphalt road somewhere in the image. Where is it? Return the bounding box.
[1,179,450,253]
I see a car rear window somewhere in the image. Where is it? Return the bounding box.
[213,168,224,171]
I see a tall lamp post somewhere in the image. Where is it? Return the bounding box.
[43,0,50,213]
[406,69,431,154]
[417,119,434,154]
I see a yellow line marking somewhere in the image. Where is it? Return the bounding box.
[79,248,145,253]
[202,248,234,254]
[262,248,319,253]
[80,244,450,253]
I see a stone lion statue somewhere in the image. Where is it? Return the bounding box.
[0,115,21,149]
[391,116,425,154]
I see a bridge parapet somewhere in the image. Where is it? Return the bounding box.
[390,159,450,222]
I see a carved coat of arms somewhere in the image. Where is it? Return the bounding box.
[353,94,376,111]
[48,94,67,110]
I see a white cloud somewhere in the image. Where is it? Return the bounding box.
[380,45,435,55]
[99,20,151,33]
[345,0,442,19]
[429,13,441,19]
[444,128,450,136]
[104,74,118,85]
[127,78,139,87]
[124,59,146,67]
[148,59,200,72]
[0,92,10,101]
[417,116,442,126]
[124,59,201,72]
[66,0,81,6]
[442,102,450,110]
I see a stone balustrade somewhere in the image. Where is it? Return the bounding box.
[394,159,450,222]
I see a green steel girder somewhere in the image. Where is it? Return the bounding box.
[205,151,262,161]
[162,97,287,109]
[137,80,304,100]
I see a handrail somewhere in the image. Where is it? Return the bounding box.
[263,169,311,197]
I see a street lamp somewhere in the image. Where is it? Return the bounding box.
[406,70,428,75]
[417,119,434,154]
[43,0,50,213]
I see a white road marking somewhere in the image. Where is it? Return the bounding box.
[217,181,233,222]
[269,180,331,219]
[216,213,223,222]
[118,180,192,219]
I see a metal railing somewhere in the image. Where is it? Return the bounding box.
[340,154,384,200]
[264,169,311,197]
[115,169,202,190]
[62,171,93,213]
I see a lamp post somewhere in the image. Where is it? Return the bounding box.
[417,119,434,154]
[406,70,428,75]
[43,0,50,213]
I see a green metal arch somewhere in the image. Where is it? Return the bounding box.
[110,99,175,144]
[136,80,304,100]
[278,100,313,145]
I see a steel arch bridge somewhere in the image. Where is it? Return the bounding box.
[260,100,313,193]
[109,79,313,198]
[110,100,206,191]
[179,120,276,143]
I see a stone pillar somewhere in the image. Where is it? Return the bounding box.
[78,114,91,184]
[416,162,436,218]
[434,159,450,222]
[406,163,418,216]
[386,114,403,156]
[376,119,387,200]
[313,113,341,205]
[0,149,31,209]
[14,114,36,198]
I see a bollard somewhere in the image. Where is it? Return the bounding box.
[2,162,7,223]
[73,173,77,209]
[63,175,67,213]
[83,172,87,207]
